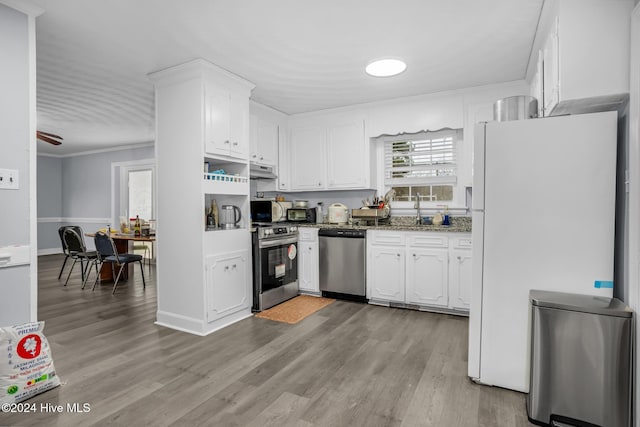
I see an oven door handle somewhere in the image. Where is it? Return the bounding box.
[259,236,298,248]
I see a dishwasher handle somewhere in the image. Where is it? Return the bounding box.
[318,228,366,238]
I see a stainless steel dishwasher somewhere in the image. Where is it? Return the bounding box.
[318,228,366,300]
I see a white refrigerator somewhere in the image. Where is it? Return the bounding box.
[468,111,617,393]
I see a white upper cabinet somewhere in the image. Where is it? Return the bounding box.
[326,121,367,189]
[205,83,250,159]
[250,114,278,166]
[542,18,559,116]
[531,0,633,116]
[289,125,326,190]
[285,113,371,191]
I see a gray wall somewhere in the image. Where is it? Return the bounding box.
[37,145,154,252]
[37,155,63,251]
[0,4,32,325]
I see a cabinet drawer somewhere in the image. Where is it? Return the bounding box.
[368,231,405,246]
[451,236,472,249]
[407,233,448,248]
[298,227,319,241]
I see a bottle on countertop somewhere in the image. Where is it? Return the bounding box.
[134,215,141,236]
[206,204,215,229]
[316,202,324,224]
[443,206,450,226]
[211,199,219,228]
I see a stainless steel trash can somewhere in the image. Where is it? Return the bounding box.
[527,290,632,427]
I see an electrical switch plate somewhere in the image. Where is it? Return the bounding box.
[0,168,19,190]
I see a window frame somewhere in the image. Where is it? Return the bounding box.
[378,128,463,211]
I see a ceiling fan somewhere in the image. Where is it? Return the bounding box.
[36,131,63,145]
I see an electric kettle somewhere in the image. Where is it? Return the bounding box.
[220,205,242,229]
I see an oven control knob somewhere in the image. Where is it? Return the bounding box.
[290,226,297,232]
[264,229,272,236]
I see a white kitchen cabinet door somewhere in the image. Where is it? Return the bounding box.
[405,248,448,307]
[449,249,472,310]
[298,241,319,294]
[206,250,250,322]
[326,120,366,189]
[229,93,249,158]
[542,18,559,116]
[530,50,544,117]
[252,120,278,166]
[368,246,405,303]
[289,126,326,190]
[205,86,232,156]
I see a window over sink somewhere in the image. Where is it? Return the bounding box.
[381,128,461,205]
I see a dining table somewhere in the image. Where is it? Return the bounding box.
[85,232,156,282]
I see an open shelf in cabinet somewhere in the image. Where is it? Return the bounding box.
[203,157,249,195]
[204,193,249,232]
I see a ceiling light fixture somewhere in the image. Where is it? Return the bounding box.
[365,58,407,77]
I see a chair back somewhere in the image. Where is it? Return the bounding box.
[94,231,118,262]
[58,226,83,255]
[63,228,87,254]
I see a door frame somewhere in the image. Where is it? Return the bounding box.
[110,159,156,230]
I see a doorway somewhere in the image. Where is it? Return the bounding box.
[112,159,156,262]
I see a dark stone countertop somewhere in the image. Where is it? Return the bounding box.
[296,216,471,233]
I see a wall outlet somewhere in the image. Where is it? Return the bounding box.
[0,168,19,190]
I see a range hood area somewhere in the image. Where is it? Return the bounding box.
[249,162,277,179]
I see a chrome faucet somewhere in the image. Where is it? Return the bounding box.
[415,192,422,224]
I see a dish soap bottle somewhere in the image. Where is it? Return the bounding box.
[442,206,450,226]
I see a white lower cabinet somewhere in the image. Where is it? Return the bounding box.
[448,237,473,310]
[206,250,250,322]
[298,228,319,294]
[405,248,449,307]
[367,230,471,315]
[369,246,405,302]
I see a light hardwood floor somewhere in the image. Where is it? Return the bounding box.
[2,254,535,426]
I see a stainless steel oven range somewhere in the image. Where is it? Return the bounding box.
[252,223,299,311]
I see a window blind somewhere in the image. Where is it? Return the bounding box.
[384,129,459,186]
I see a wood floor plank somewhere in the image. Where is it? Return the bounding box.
[1,254,535,426]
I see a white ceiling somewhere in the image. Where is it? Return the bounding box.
[32,0,544,155]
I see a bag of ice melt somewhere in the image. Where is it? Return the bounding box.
[0,321,61,404]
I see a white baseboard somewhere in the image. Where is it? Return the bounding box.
[38,248,62,256]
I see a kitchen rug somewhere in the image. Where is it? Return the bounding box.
[254,295,335,324]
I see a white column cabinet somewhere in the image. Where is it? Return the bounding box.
[405,248,449,307]
[149,59,255,336]
[298,227,319,294]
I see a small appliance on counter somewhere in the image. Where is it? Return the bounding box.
[250,200,289,223]
[219,205,241,229]
[287,207,317,223]
[327,203,349,224]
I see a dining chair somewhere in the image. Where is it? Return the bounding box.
[57,225,85,280]
[93,231,146,294]
[62,227,98,287]
[132,242,150,270]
